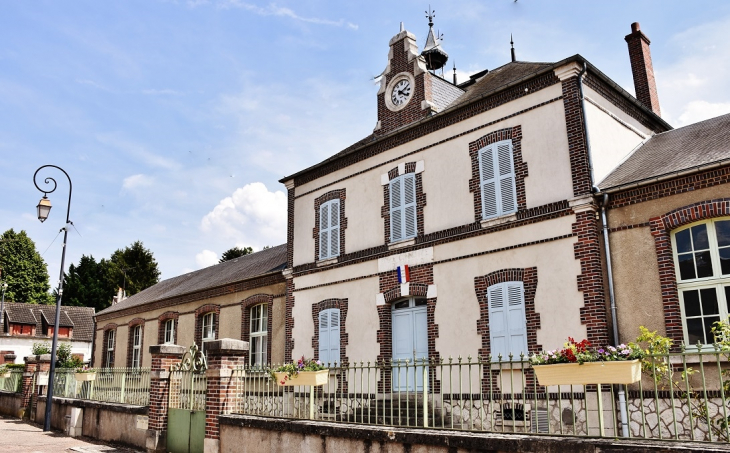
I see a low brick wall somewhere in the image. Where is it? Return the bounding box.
[219,414,730,453]
[0,391,24,418]
[36,396,148,449]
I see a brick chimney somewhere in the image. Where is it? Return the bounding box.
[625,22,661,116]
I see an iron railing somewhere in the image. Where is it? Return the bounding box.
[0,370,23,393]
[51,367,151,406]
[229,348,730,443]
[168,369,207,411]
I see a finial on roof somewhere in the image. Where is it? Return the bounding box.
[400,21,404,32]
[510,34,516,62]
[453,62,457,84]
[421,5,448,72]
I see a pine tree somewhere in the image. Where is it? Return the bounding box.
[0,229,53,304]
[219,246,253,263]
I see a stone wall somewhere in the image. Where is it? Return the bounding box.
[0,391,23,418]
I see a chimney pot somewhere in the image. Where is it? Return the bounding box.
[631,22,640,33]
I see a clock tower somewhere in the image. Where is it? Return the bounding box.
[374,23,445,136]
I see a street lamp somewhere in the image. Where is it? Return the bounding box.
[33,165,73,432]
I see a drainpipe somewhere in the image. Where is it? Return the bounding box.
[599,192,629,437]
[578,62,630,437]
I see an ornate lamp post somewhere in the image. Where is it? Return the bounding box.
[33,165,73,432]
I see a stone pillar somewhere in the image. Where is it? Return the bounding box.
[204,338,248,453]
[146,344,185,453]
[32,354,52,420]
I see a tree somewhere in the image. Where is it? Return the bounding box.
[105,241,161,298]
[57,255,109,311]
[219,246,253,263]
[0,229,53,304]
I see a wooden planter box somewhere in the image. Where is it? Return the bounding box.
[533,360,641,386]
[74,372,97,382]
[274,370,328,387]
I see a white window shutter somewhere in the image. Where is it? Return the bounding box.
[319,310,329,364]
[319,203,330,260]
[506,282,528,357]
[390,178,402,242]
[329,310,340,364]
[497,141,516,214]
[330,200,340,257]
[479,146,498,219]
[488,284,508,360]
[403,174,417,238]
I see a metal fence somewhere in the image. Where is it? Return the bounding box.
[52,368,151,406]
[168,369,207,411]
[0,370,23,393]
[230,348,730,443]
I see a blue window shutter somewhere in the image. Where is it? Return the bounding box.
[319,308,341,365]
[330,200,340,257]
[390,178,403,242]
[479,140,516,219]
[479,145,498,219]
[497,141,517,214]
[403,174,417,238]
[506,282,528,357]
[488,284,508,360]
[319,310,329,364]
[329,309,340,364]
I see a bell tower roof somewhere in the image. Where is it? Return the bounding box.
[421,7,448,71]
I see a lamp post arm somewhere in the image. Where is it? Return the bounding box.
[33,165,72,432]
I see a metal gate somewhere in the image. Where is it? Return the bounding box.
[167,344,207,453]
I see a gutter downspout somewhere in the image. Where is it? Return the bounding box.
[578,62,630,437]
[599,192,630,437]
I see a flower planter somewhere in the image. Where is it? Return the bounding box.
[74,372,97,382]
[274,369,328,387]
[533,359,641,386]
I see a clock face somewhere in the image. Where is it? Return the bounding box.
[390,79,412,107]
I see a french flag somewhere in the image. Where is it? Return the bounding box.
[397,265,410,284]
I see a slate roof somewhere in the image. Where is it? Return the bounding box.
[281,55,670,184]
[96,244,287,317]
[1,302,95,342]
[600,113,730,190]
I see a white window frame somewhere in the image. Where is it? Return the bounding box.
[249,304,268,366]
[319,199,341,260]
[672,218,730,346]
[389,173,417,243]
[487,281,528,361]
[318,308,341,365]
[164,319,175,344]
[478,139,517,220]
[202,312,216,351]
[131,325,142,368]
[106,330,115,368]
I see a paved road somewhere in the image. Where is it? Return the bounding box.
[0,416,143,453]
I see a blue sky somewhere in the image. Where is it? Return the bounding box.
[2,0,730,290]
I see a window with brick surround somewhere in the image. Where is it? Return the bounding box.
[163,319,175,344]
[104,328,115,368]
[390,173,417,242]
[672,218,730,345]
[250,303,268,366]
[318,308,340,365]
[131,325,142,368]
[202,312,215,352]
[319,199,341,260]
[487,281,528,360]
[479,139,517,219]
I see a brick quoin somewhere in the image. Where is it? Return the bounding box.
[561,76,593,197]
[284,277,295,363]
[376,264,439,393]
[646,199,730,346]
[474,268,541,393]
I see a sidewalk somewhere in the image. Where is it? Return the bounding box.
[0,416,143,452]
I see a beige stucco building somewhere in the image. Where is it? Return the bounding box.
[93,245,286,368]
[279,22,671,392]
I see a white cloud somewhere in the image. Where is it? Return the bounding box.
[212,1,357,29]
[201,182,286,248]
[141,89,182,96]
[676,100,730,127]
[96,133,181,171]
[195,249,219,268]
[122,174,154,190]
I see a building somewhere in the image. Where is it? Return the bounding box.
[92,244,287,368]
[600,112,730,348]
[0,302,95,364]
[278,20,671,392]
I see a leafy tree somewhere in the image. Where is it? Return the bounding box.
[104,241,161,298]
[219,246,253,263]
[0,229,53,304]
[57,255,109,311]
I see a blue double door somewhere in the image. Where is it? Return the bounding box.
[391,298,428,391]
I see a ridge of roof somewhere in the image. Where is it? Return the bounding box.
[96,244,287,317]
[280,54,671,184]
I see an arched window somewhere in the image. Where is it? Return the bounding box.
[250,304,268,366]
[672,218,730,345]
